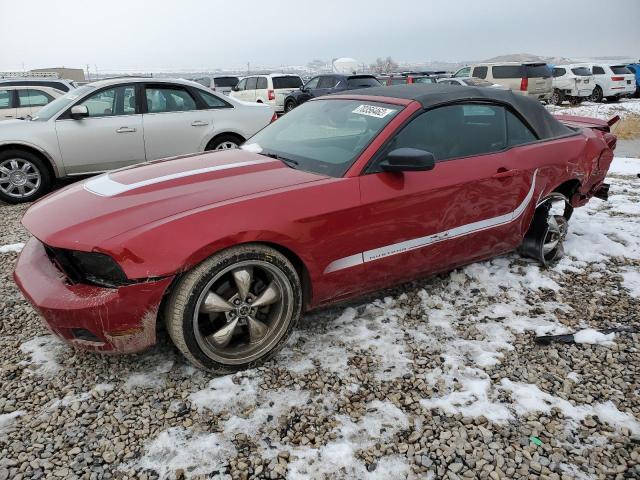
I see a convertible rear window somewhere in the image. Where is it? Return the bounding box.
[242,99,401,177]
[272,76,303,89]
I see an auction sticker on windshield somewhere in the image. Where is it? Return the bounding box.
[352,104,396,118]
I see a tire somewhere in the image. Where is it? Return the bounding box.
[519,194,572,267]
[165,244,302,373]
[590,86,603,103]
[606,96,620,103]
[569,97,582,106]
[284,100,296,113]
[0,149,52,204]
[550,89,564,106]
[205,134,244,151]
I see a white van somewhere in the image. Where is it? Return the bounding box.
[230,74,303,113]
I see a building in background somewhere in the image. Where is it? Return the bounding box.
[29,67,85,82]
[332,58,359,74]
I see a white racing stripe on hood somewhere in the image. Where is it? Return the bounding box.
[84,159,273,197]
[325,169,539,274]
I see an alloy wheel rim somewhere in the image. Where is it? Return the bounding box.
[215,141,238,150]
[192,260,293,364]
[0,158,41,199]
[543,214,568,256]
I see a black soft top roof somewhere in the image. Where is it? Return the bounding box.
[339,84,573,140]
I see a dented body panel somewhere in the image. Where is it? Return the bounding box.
[14,86,616,354]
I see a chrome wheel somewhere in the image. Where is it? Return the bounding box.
[0,158,42,199]
[192,260,293,364]
[542,214,568,255]
[215,141,238,150]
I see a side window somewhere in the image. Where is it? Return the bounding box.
[454,67,471,78]
[384,104,508,164]
[628,66,636,74]
[145,87,196,113]
[245,77,258,90]
[506,110,537,146]
[592,66,605,75]
[552,68,566,77]
[18,89,53,107]
[198,90,230,109]
[318,76,337,88]
[256,77,268,89]
[79,86,137,117]
[304,77,320,89]
[472,66,488,79]
[236,78,247,91]
[0,89,13,109]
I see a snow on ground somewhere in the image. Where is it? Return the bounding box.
[18,335,67,376]
[0,242,24,254]
[547,97,640,120]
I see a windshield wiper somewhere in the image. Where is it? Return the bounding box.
[260,152,299,169]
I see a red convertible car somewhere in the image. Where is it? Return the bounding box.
[14,85,616,372]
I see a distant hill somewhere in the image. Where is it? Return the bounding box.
[482,53,575,65]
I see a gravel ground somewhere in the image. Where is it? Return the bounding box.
[1,160,639,480]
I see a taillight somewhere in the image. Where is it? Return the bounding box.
[270,112,278,123]
[268,89,275,101]
[611,76,624,81]
[520,77,528,91]
[407,77,414,84]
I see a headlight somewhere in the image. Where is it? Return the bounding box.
[45,247,130,288]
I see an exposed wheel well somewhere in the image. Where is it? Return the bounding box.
[0,144,56,179]
[259,241,313,310]
[205,132,246,150]
[552,179,581,202]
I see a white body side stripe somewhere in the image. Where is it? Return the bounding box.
[84,159,272,197]
[324,169,538,274]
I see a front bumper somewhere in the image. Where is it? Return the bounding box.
[13,237,173,354]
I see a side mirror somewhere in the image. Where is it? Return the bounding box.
[379,148,436,172]
[232,86,239,92]
[300,86,307,92]
[70,105,89,119]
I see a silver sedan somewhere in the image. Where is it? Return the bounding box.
[0,78,275,204]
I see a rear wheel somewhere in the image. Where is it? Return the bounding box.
[0,150,52,204]
[165,244,302,372]
[284,100,296,113]
[205,134,244,151]
[550,89,564,106]
[590,86,603,103]
[520,194,572,267]
[606,96,620,103]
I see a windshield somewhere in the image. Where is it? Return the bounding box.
[242,99,401,177]
[411,76,435,84]
[31,85,95,121]
[611,65,632,75]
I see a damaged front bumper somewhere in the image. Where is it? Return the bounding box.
[13,237,173,354]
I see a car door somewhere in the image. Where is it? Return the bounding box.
[356,103,535,286]
[141,83,214,159]
[314,76,338,97]
[299,77,320,102]
[55,84,145,174]
[243,77,258,102]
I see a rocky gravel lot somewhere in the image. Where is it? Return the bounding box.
[1,159,639,480]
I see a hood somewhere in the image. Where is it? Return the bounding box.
[23,149,325,250]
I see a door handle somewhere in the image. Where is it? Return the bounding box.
[191,120,209,127]
[116,127,136,133]
[4,115,14,118]
[492,168,519,179]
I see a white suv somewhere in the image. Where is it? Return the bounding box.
[0,78,275,203]
[230,74,303,113]
[0,85,64,121]
[580,63,635,102]
[550,65,595,106]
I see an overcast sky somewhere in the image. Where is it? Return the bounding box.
[1,0,638,72]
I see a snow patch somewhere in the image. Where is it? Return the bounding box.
[0,410,25,434]
[19,335,65,376]
[0,242,24,253]
[573,329,616,346]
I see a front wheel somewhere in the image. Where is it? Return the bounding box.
[284,100,296,113]
[0,150,52,204]
[165,244,302,372]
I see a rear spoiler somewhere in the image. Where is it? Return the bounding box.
[554,114,620,133]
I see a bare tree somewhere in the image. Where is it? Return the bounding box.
[369,57,398,74]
